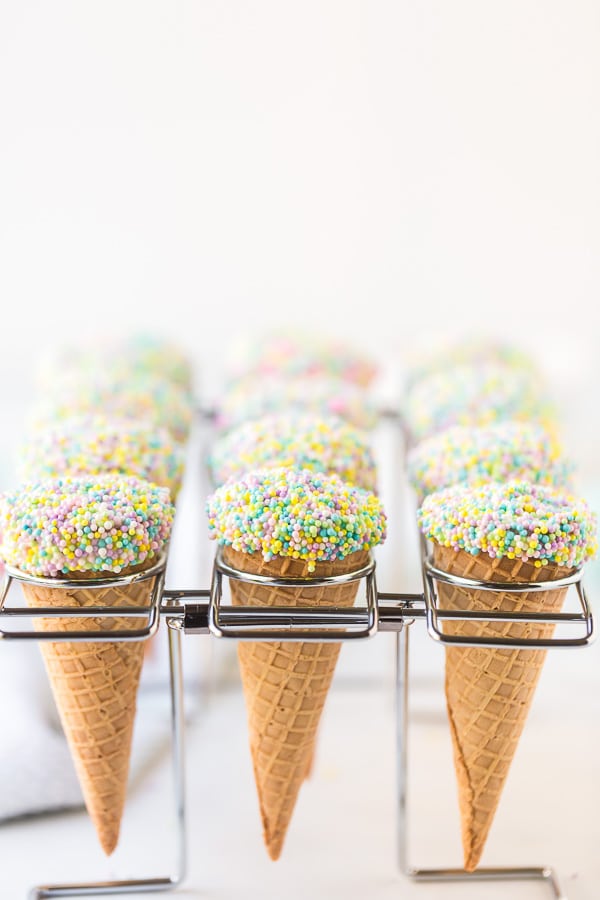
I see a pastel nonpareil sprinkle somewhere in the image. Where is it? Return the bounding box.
[404,363,552,442]
[418,480,597,569]
[0,474,175,577]
[30,372,193,444]
[405,337,536,387]
[216,375,378,433]
[206,466,386,571]
[408,422,571,498]
[225,330,378,387]
[210,413,377,491]
[18,416,185,498]
[35,334,193,392]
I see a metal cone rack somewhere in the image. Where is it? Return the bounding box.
[0,410,594,900]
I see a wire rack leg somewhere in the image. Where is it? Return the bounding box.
[30,624,187,899]
[394,627,567,899]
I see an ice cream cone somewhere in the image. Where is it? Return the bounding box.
[223,546,369,860]
[434,543,571,871]
[22,567,158,855]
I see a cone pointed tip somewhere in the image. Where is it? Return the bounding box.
[463,847,482,873]
[266,842,283,862]
[99,828,120,856]
[262,818,285,861]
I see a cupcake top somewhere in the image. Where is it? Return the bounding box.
[418,480,597,569]
[35,334,193,392]
[31,373,193,444]
[0,474,175,577]
[408,422,571,497]
[217,375,378,433]
[119,333,193,390]
[225,330,378,387]
[404,362,551,442]
[17,416,185,497]
[209,413,377,491]
[405,337,536,387]
[207,466,387,571]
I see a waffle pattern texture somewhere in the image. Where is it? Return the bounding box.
[22,571,156,855]
[224,546,369,860]
[434,543,571,870]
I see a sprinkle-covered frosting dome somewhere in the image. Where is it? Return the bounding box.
[17,416,185,498]
[217,375,378,433]
[408,422,571,497]
[404,363,551,442]
[0,475,175,577]
[35,334,193,392]
[418,480,597,569]
[405,337,536,387]
[31,373,193,444]
[118,334,193,390]
[225,330,378,387]
[207,467,387,571]
[209,414,377,491]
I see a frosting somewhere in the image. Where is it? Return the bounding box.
[35,334,193,391]
[18,416,185,499]
[405,337,536,386]
[217,375,378,432]
[119,334,193,390]
[206,466,386,571]
[0,474,175,577]
[209,413,377,491]
[31,373,193,444]
[408,422,571,497]
[418,480,597,569]
[225,330,378,387]
[404,363,552,441]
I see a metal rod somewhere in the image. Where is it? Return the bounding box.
[407,867,565,895]
[30,878,178,898]
[395,624,410,875]
[6,555,167,589]
[425,561,583,593]
[167,619,187,885]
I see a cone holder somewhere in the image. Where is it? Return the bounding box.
[0,542,593,899]
[0,412,595,900]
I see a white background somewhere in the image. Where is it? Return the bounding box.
[1,3,600,898]
[0,1,599,386]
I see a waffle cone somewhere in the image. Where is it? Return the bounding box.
[223,546,369,860]
[22,567,157,855]
[434,544,572,871]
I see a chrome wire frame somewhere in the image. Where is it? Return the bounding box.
[0,555,168,643]
[208,547,378,641]
[420,539,594,650]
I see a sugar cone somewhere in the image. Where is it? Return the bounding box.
[22,567,157,855]
[434,544,572,871]
[304,744,316,780]
[223,546,369,860]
